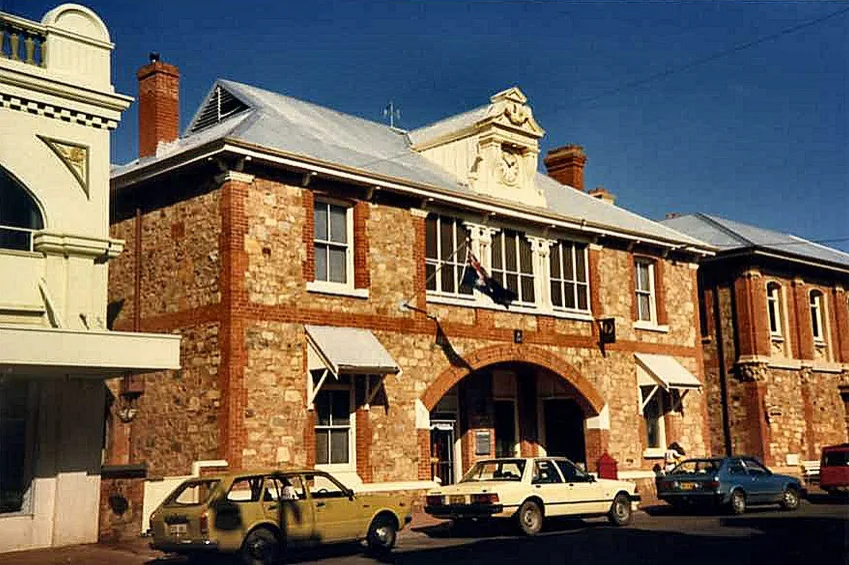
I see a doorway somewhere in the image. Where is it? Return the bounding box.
[430,421,456,485]
[543,399,586,465]
[494,400,518,457]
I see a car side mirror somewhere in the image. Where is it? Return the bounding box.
[587,474,596,483]
[345,488,355,500]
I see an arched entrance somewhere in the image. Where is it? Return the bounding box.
[419,345,606,484]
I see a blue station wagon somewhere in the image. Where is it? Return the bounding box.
[656,456,804,514]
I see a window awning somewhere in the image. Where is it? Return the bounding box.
[306,325,399,376]
[635,353,702,391]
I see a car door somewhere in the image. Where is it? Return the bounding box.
[555,459,605,514]
[304,472,361,542]
[530,459,568,516]
[264,474,315,546]
[742,458,779,503]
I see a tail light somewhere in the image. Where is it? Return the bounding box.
[199,510,209,536]
[426,495,443,506]
[471,493,499,504]
[705,479,720,490]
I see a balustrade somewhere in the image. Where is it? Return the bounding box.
[0,14,46,68]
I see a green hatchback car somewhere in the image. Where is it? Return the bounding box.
[149,469,412,564]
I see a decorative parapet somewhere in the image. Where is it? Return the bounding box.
[0,13,47,67]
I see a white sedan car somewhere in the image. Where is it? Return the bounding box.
[424,457,640,535]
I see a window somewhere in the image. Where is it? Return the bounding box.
[314,386,352,466]
[460,459,525,482]
[742,458,769,476]
[227,476,264,502]
[634,259,656,323]
[640,385,666,450]
[766,282,783,337]
[491,229,535,305]
[555,459,590,482]
[0,166,44,252]
[810,290,825,342]
[304,472,350,499]
[549,241,589,311]
[531,460,563,484]
[163,479,220,507]
[425,215,472,296]
[314,201,351,285]
[0,380,33,514]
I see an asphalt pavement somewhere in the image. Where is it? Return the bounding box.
[1,496,846,565]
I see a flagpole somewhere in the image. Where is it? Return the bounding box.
[400,237,471,313]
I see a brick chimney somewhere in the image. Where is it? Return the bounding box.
[543,144,587,191]
[588,186,616,205]
[136,53,180,158]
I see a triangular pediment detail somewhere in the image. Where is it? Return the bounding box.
[187,83,251,135]
[38,135,89,197]
[482,86,544,138]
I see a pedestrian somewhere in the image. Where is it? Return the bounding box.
[665,442,686,472]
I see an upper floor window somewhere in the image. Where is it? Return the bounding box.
[810,290,825,343]
[549,241,588,312]
[314,200,352,286]
[491,229,535,305]
[0,166,43,252]
[635,259,657,323]
[425,215,472,296]
[766,282,783,337]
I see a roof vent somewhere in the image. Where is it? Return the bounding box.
[189,85,249,134]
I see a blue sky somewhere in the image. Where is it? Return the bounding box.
[10,0,849,251]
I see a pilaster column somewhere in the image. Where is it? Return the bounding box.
[463,222,499,269]
[792,278,815,361]
[833,286,849,363]
[527,236,554,308]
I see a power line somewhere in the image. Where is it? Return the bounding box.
[564,5,849,111]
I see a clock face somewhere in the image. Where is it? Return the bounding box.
[500,149,520,185]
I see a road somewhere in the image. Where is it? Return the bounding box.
[1,498,846,565]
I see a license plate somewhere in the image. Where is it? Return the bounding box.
[169,524,188,536]
[449,495,466,505]
[679,482,696,491]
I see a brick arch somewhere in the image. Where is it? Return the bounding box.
[421,344,605,415]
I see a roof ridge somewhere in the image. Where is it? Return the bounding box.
[696,213,757,247]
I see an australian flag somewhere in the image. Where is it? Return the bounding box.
[462,251,518,308]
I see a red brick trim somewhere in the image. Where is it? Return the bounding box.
[355,408,373,482]
[792,280,815,360]
[734,274,759,358]
[588,247,602,340]
[654,259,668,326]
[745,381,772,465]
[629,254,638,321]
[412,212,427,310]
[691,269,712,456]
[827,288,841,362]
[584,429,609,473]
[833,287,849,363]
[417,429,431,480]
[305,410,316,469]
[421,344,606,415]
[800,376,816,460]
[353,202,370,289]
[218,177,251,469]
[302,189,315,282]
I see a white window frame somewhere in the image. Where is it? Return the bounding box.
[491,229,536,306]
[635,259,657,324]
[313,382,355,472]
[425,214,473,298]
[810,290,826,344]
[549,241,590,313]
[311,199,354,291]
[766,282,783,338]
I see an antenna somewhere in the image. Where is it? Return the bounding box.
[383,101,401,128]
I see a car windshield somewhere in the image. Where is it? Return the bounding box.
[163,479,220,507]
[823,450,849,466]
[669,459,721,475]
[460,460,525,482]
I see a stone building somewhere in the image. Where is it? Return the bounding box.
[0,5,179,552]
[108,58,716,521]
[661,213,849,468]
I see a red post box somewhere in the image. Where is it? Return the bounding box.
[597,452,618,480]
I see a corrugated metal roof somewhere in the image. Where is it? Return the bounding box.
[112,79,711,249]
[407,105,490,147]
[660,213,849,269]
[305,325,399,375]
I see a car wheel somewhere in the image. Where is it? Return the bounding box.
[366,514,397,554]
[729,490,746,515]
[607,493,633,526]
[516,500,543,536]
[780,486,800,511]
[240,527,281,565]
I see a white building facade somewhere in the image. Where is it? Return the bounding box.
[0,4,180,552]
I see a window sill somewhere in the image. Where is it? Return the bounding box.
[643,448,666,459]
[770,335,784,343]
[307,282,369,299]
[425,293,593,322]
[633,322,669,333]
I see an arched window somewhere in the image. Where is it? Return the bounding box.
[766,282,783,337]
[810,290,825,343]
[0,166,44,251]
